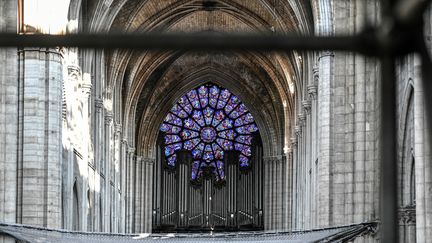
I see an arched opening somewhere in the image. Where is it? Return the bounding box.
[152,83,264,232]
[72,182,79,231]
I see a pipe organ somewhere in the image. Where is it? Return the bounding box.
[152,133,263,232]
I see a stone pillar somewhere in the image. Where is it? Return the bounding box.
[317,50,334,227]
[0,2,18,242]
[264,155,286,231]
[125,147,135,233]
[103,113,113,232]
[14,48,63,228]
[134,156,142,232]
[119,139,128,233]
[414,55,432,242]
[142,157,154,233]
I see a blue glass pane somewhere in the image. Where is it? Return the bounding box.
[170,104,188,118]
[236,124,258,134]
[165,135,181,144]
[160,124,181,134]
[239,154,249,167]
[187,89,200,109]
[225,95,240,114]
[192,143,204,159]
[212,143,224,160]
[234,113,254,127]
[217,138,234,150]
[164,113,182,126]
[184,138,200,150]
[192,110,205,127]
[217,89,231,109]
[212,110,225,126]
[235,135,253,145]
[229,103,247,119]
[216,118,233,131]
[180,129,199,140]
[167,154,177,166]
[203,107,214,125]
[191,161,200,180]
[218,130,236,140]
[235,143,252,156]
[203,144,214,161]
[184,118,201,131]
[165,143,181,157]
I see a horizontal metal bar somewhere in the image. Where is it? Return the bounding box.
[0,32,375,54]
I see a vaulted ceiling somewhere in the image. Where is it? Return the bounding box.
[80,0,315,157]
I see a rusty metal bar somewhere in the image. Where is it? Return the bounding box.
[0,33,375,54]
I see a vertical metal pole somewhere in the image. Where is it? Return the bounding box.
[380,55,398,242]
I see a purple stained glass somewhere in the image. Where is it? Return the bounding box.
[225,95,240,114]
[230,104,247,119]
[203,107,214,125]
[218,130,236,140]
[236,135,253,145]
[201,127,217,143]
[165,135,181,144]
[216,118,233,131]
[160,124,181,134]
[217,138,234,150]
[184,118,201,131]
[180,129,199,140]
[164,113,182,126]
[212,110,225,126]
[160,83,258,180]
[192,110,205,127]
[184,138,200,150]
[171,104,188,118]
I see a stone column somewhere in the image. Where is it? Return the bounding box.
[15,48,63,228]
[103,112,113,232]
[290,136,298,229]
[317,50,334,227]
[0,2,18,242]
[125,147,135,233]
[263,155,287,231]
[414,55,432,242]
[142,157,154,233]
[134,156,143,232]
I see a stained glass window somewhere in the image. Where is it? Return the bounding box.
[160,83,258,181]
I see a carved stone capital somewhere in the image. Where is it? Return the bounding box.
[307,84,318,100]
[95,98,104,112]
[80,83,92,96]
[67,65,81,81]
[295,125,302,137]
[297,113,306,126]
[398,204,416,224]
[302,99,312,114]
[313,65,319,84]
[290,136,297,147]
[104,113,113,125]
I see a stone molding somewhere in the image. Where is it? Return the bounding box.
[95,98,104,112]
[302,99,312,114]
[104,113,113,125]
[298,113,306,125]
[290,136,298,147]
[67,65,81,81]
[295,125,302,137]
[398,205,416,224]
[307,84,318,100]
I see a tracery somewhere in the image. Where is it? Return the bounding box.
[160,83,258,181]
